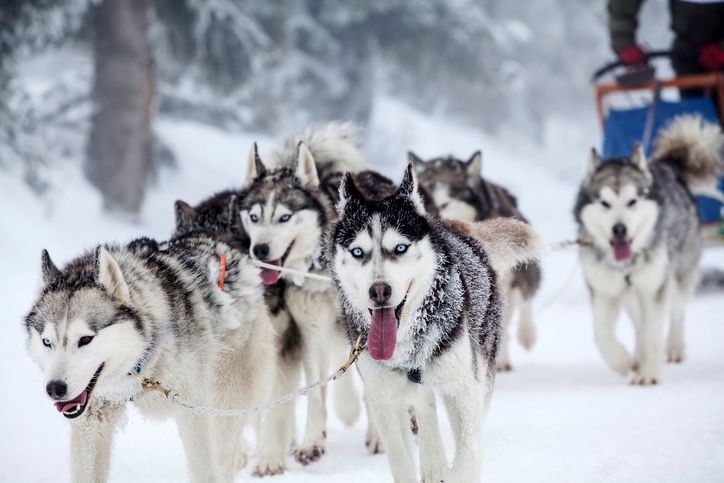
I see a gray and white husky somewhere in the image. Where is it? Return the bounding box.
[25,235,276,482]
[574,116,723,384]
[328,162,544,482]
[413,151,542,370]
[239,123,367,464]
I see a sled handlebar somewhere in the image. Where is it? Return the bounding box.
[591,50,696,82]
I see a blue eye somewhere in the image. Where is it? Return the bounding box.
[250,214,258,223]
[351,247,363,258]
[42,338,51,348]
[395,244,408,254]
[279,214,291,223]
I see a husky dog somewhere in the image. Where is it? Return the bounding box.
[239,123,367,464]
[328,163,543,482]
[574,116,723,384]
[174,190,249,251]
[25,235,276,482]
[413,151,542,370]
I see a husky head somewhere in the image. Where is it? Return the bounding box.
[240,142,329,285]
[174,191,248,250]
[25,248,146,419]
[411,151,490,221]
[330,161,437,361]
[575,145,659,264]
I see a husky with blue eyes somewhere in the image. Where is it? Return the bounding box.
[574,116,723,385]
[328,161,544,483]
[24,235,276,482]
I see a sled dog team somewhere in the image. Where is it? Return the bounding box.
[25,117,723,482]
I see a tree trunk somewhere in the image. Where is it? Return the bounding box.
[86,0,152,215]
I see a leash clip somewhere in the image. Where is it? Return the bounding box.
[340,333,367,373]
[137,376,172,399]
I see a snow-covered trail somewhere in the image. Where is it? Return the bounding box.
[1,102,722,482]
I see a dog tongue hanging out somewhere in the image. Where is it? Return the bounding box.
[328,160,544,482]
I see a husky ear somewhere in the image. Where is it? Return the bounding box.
[587,147,602,178]
[40,249,62,287]
[408,151,425,170]
[337,172,363,215]
[244,143,266,187]
[95,247,131,303]
[630,143,650,176]
[174,200,196,231]
[293,142,320,188]
[466,151,483,187]
[398,162,427,216]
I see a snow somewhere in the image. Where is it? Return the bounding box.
[1,97,723,483]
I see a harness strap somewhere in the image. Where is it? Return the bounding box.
[218,255,227,290]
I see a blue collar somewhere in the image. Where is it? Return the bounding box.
[406,368,423,384]
[128,361,143,376]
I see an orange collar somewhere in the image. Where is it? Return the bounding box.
[218,255,227,290]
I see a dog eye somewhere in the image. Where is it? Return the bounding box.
[250,214,258,223]
[395,244,409,254]
[78,336,94,348]
[350,247,363,258]
[42,338,52,348]
[627,199,637,207]
[278,214,291,223]
[600,201,611,209]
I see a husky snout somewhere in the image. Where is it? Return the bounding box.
[369,283,392,305]
[612,223,627,240]
[46,380,67,400]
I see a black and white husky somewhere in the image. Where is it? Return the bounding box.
[328,162,544,482]
[25,235,276,482]
[239,123,368,464]
[574,116,723,384]
[413,151,542,371]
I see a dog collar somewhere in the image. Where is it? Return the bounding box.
[128,361,143,376]
[218,255,227,289]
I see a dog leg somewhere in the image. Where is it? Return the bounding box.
[516,289,536,351]
[591,293,631,375]
[622,295,644,370]
[496,285,514,371]
[441,382,485,483]
[417,390,448,483]
[70,402,124,483]
[362,369,417,483]
[364,393,385,454]
[632,282,668,385]
[176,411,219,482]
[668,272,695,363]
[332,329,361,427]
[254,357,301,476]
[294,338,328,465]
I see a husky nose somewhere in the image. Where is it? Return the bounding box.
[46,380,67,400]
[612,223,627,240]
[253,244,270,259]
[369,283,392,304]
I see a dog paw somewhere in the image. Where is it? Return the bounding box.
[294,433,326,466]
[252,459,285,477]
[667,342,685,364]
[496,361,513,372]
[517,323,536,351]
[602,344,632,376]
[421,462,448,483]
[631,364,660,385]
[365,424,384,454]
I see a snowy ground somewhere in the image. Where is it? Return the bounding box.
[1,98,723,482]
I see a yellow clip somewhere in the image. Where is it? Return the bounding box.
[137,376,172,398]
[340,333,367,373]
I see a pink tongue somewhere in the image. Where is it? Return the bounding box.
[259,258,282,285]
[55,391,87,413]
[612,241,632,261]
[368,307,398,360]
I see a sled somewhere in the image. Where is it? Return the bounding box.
[593,51,724,247]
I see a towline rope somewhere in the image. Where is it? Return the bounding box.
[134,334,367,417]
